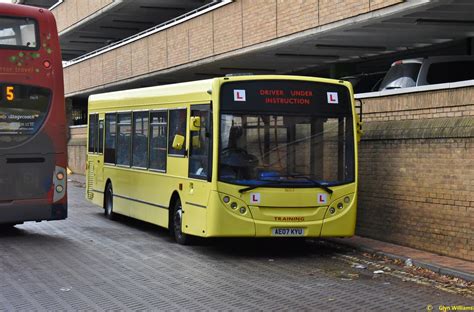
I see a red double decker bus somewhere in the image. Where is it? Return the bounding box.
[0,3,67,226]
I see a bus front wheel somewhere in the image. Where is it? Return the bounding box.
[172,198,191,245]
[104,184,115,220]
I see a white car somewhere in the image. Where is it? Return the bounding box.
[379,55,474,91]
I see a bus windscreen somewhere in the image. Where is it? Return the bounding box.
[0,84,51,147]
[219,80,354,188]
[0,16,38,49]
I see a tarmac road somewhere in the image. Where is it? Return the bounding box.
[0,182,472,311]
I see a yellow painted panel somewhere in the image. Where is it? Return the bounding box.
[182,179,210,236]
[320,194,357,237]
[206,191,255,237]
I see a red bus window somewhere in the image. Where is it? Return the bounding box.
[0,16,38,49]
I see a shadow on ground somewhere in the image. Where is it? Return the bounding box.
[97,211,348,260]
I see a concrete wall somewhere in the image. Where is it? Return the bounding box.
[357,86,474,261]
[62,0,403,95]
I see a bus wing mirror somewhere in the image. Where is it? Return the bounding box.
[172,134,185,150]
[190,116,201,131]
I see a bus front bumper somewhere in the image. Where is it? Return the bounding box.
[205,191,356,238]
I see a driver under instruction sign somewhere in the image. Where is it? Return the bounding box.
[221,79,350,115]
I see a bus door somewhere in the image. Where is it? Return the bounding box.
[185,104,212,235]
[96,116,105,185]
[87,114,104,201]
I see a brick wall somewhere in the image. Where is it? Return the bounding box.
[63,0,404,95]
[167,23,190,67]
[148,32,167,72]
[131,40,148,77]
[319,0,370,25]
[52,0,113,33]
[242,0,277,47]
[277,0,319,37]
[189,14,214,61]
[213,1,243,55]
[357,86,474,261]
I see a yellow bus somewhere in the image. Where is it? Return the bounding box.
[86,75,361,244]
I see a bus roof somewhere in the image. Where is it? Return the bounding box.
[88,75,351,111]
[89,78,215,110]
[0,3,54,18]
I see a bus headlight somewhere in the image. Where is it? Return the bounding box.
[219,194,251,218]
[326,194,354,218]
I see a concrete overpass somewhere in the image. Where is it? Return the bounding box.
[52,0,474,102]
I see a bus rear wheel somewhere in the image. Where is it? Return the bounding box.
[172,198,191,245]
[104,184,115,220]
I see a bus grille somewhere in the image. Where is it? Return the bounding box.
[0,155,54,201]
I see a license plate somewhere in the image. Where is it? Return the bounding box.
[271,228,305,237]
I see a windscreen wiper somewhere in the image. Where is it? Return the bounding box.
[238,180,289,193]
[283,175,333,194]
[238,177,333,194]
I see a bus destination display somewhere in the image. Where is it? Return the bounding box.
[221,80,351,115]
[0,84,49,134]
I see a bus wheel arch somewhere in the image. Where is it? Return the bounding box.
[104,180,115,220]
[168,192,180,230]
[169,192,191,245]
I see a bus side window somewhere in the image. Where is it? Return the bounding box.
[88,114,98,153]
[117,113,132,166]
[132,111,149,168]
[105,113,116,164]
[168,109,186,156]
[149,111,168,171]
